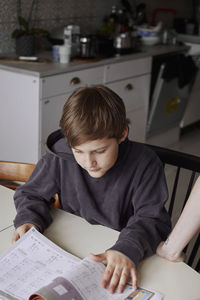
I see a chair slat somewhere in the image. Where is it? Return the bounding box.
[0,161,35,182]
[195,258,200,272]
[168,167,180,217]
[187,233,200,268]
[181,171,196,212]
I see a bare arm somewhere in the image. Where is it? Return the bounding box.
[157,176,200,261]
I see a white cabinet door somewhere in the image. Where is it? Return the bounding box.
[106,74,150,142]
[40,93,70,155]
[127,108,147,142]
[0,69,40,163]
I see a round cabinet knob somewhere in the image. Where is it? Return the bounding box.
[70,77,81,85]
[125,83,133,91]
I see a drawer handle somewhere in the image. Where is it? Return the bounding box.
[125,83,134,91]
[70,77,81,85]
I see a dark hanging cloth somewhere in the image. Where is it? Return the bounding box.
[162,54,197,88]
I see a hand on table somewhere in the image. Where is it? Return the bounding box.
[90,250,137,294]
[12,223,39,243]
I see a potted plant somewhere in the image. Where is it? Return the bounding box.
[12,0,49,56]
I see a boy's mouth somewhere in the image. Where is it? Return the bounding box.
[88,168,101,173]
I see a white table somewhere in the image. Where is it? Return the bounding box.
[0,185,200,299]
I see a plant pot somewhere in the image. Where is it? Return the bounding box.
[15,35,35,56]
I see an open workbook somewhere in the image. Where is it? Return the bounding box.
[0,228,163,300]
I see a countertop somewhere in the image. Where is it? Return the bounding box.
[0,44,189,78]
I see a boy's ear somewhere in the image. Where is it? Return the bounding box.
[118,126,129,144]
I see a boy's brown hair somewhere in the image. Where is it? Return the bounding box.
[60,85,129,147]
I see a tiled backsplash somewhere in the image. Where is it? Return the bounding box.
[0,0,191,54]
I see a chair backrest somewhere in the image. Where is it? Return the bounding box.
[0,161,60,208]
[145,144,200,272]
[0,161,35,189]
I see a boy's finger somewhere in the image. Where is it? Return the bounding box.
[101,264,114,289]
[108,266,122,293]
[130,268,138,290]
[117,268,129,293]
[12,232,19,243]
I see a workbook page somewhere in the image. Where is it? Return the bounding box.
[53,257,134,300]
[0,228,80,300]
[63,258,163,300]
[32,258,163,300]
[0,228,163,300]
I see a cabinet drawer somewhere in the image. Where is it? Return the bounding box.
[41,66,104,98]
[106,74,150,111]
[105,57,152,83]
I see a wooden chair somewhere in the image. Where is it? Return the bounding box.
[0,161,60,208]
[144,144,200,272]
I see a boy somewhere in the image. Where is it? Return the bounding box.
[13,85,171,294]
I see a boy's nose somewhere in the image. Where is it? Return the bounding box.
[85,155,97,168]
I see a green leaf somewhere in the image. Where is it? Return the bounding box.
[18,16,29,32]
[11,29,25,38]
[31,28,50,36]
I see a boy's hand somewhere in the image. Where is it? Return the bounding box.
[12,223,39,243]
[90,250,137,294]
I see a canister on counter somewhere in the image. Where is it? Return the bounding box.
[52,45,60,62]
[59,45,71,63]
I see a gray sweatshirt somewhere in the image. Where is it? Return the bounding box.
[14,129,171,266]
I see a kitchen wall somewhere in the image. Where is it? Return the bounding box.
[143,0,192,27]
[0,0,192,54]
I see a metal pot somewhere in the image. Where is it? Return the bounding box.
[79,34,98,58]
[113,32,134,54]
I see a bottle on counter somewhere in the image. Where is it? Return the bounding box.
[64,25,80,57]
[116,8,129,33]
[59,25,73,63]
[64,26,72,46]
[109,5,118,24]
[162,29,168,44]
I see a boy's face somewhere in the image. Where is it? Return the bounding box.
[72,136,124,178]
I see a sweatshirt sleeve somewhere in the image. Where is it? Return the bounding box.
[109,152,171,266]
[13,154,60,232]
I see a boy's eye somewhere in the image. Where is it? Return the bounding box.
[95,150,105,154]
[74,150,82,154]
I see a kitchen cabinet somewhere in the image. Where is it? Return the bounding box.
[104,57,152,141]
[0,66,104,163]
[0,56,151,163]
